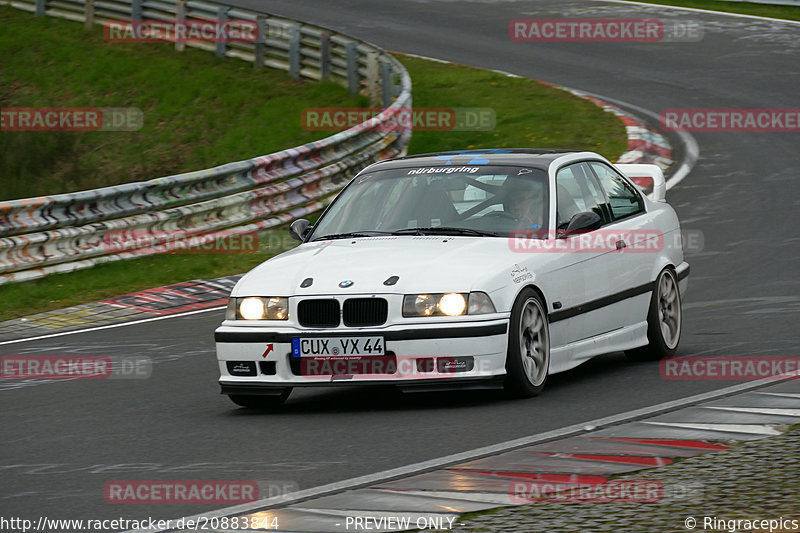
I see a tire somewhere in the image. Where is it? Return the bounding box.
[228,388,291,409]
[626,268,682,362]
[504,288,550,398]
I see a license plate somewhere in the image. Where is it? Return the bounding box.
[291,337,385,357]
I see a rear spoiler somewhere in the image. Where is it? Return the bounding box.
[615,163,666,202]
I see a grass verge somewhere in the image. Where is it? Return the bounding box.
[624,0,800,22]
[0,5,366,200]
[0,8,627,322]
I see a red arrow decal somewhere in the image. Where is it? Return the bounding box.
[262,344,274,358]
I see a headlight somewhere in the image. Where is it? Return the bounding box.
[402,292,495,317]
[226,297,289,320]
[439,293,467,316]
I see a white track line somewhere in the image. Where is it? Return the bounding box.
[125,375,796,533]
[704,406,800,417]
[0,305,225,346]
[756,392,800,399]
[595,0,800,25]
[642,421,783,435]
[574,91,699,191]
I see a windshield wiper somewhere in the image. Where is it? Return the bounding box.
[392,227,498,237]
[311,231,396,241]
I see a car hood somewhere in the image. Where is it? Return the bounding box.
[234,236,523,296]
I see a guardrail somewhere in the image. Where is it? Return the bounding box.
[0,0,412,285]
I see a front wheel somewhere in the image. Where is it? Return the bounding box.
[228,388,292,409]
[626,268,682,361]
[504,288,550,398]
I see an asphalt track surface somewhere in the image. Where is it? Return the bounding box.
[2,0,799,526]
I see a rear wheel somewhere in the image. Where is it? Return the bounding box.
[228,388,291,409]
[626,268,682,361]
[504,288,550,398]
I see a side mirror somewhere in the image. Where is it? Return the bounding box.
[289,219,312,241]
[559,211,602,238]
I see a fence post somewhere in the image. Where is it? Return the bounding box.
[288,24,300,80]
[83,0,93,28]
[131,0,141,21]
[254,15,266,69]
[319,32,330,80]
[346,42,358,96]
[215,6,229,58]
[175,0,185,51]
[35,0,45,16]
[381,61,393,109]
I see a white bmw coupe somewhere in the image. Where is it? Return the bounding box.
[215,149,688,407]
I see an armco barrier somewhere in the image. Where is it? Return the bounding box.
[0,0,412,285]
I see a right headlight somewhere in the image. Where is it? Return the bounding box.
[226,297,289,320]
[402,292,496,317]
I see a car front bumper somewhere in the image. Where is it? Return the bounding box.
[215,318,510,392]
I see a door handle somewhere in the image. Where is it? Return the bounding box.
[615,240,627,250]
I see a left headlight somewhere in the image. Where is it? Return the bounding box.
[402,292,496,317]
[226,297,289,320]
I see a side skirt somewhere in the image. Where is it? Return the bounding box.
[549,322,648,374]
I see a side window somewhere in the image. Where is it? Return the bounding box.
[589,162,644,220]
[555,163,610,228]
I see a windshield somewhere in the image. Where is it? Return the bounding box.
[309,165,549,240]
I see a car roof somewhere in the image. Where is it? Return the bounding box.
[363,148,589,172]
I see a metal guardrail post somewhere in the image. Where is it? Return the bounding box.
[288,24,300,80]
[346,42,358,96]
[319,32,331,79]
[365,51,380,106]
[175,0,186,52]
[131,0,141,21]
[381,61,392,109]
[215,6,229,58]
[254,15,266,69]
[83,0,93,27]
[35,0,45,16]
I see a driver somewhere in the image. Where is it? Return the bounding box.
[503,178,545,229]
